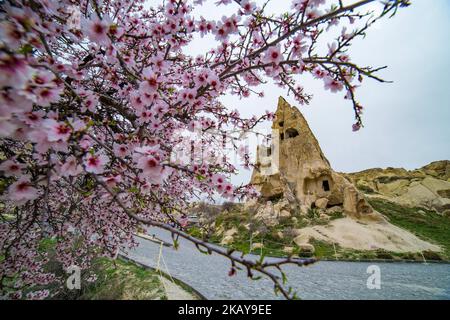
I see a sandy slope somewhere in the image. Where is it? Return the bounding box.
[297,217,441,253]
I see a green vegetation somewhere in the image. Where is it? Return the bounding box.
[310,240,441,261]
[71,258,167,300]
[355,183,377,194]
[8,237,201,300]
[41,256,167,300]
[31,238,169,299]
[369,198,450,259]
[189,207,324,258]
[190,199,449,261]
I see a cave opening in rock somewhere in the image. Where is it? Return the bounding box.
[322,180,330,192]
[285,128,299,139]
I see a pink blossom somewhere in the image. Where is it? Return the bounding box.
[263,46,282,65]
[5,177,39,203]
[79,135,93,150]
[69,118,87,132]
[0,159,25,177]
[35,86,63,107]
[0,21,24,50]
[222,183,234,198]
[312,67,327,79]
[43,119,72,142]
[137,109,154,124]
[85,16,111,45]
[212,173,226,185]
[27,129,52,153]
[0,53,31,88]
[103,175,121,188]
[113,144,129,158]
[31,70,55,87]
[324,77,344,93]
[139,69,159,94]
[0,119,18,137]
[136,155,165,184]
[240,1,256,15]
[130,91,146,111]
[60,156,82,177]
[82,93,99,113]
[352,123,361,132]
[84,152,109,174]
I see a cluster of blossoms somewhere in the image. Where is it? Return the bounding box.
[0,0,408,299]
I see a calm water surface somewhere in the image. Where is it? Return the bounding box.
[124,228,450,300]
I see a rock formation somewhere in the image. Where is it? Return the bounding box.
[193,100,447,255]
[249,96,381,221]
[344,160,450,214]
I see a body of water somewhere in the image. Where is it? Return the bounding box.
[124,228,450,300]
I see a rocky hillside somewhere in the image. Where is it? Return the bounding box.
[190,198,449,261]
[188,161,450,261]
[343,160,450,214]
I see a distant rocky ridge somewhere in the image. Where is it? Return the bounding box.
[344,160,450,215]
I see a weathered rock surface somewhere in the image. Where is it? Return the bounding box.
[223,227,238,238]
[243,97,444,254]
[254,201,278,226]
[283,246,294,254]
[249,96,382,221]
[220,235,234,245]
[297,243,315,254]
[315,198,329,209]
[295,217,441,253]
[251,242,263,250]
[279,210,291,219]
[344,160,450,212]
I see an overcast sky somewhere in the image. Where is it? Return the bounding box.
[148,0,450,186]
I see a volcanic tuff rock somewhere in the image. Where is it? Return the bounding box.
[249,96,381,221]
[241,97,445,254]
[344,160,450,214]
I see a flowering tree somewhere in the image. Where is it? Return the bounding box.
[0,0,409,299]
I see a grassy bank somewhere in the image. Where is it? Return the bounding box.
[37,244,167,300]
[189,208,341,258]
[368,198,450,259]
[69,257,167,300]
[190,199,450,261]
[28,238,198,300]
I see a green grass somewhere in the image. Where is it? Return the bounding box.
[191,199,450,261]
[369,198,450,259]
[309,240,438,261]
[73,257,167,300]
[192,209,313,258]
[24,238,169,300]
[313,199,450,261]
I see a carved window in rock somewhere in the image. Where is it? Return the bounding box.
[279,121,284,127]
[322,180,330,192]
[266,146,272,157]
[285,128,299,139]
